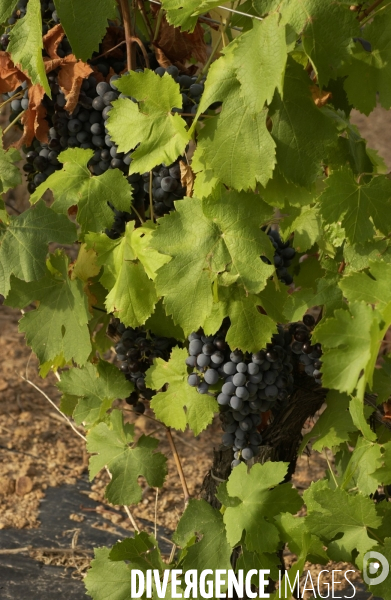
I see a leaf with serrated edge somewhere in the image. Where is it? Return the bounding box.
[173,499,232,572]
[270,57,338,188]
[299,390,357,453]
[151,194,274,334]
[87,409,167,505]
[8,0,50,95]
[340,260,391,315]
[0,200,77,298]
[57,362,132,427]
[5,252,91,367]
[319,169,391,244]
[223,462,303,554]
[161,0,224,31]
[30,148,133,235]
[0,147,21,193]
[146,347,217,435]
[305,484,380,562]
[107,70,190,174]
[84,547,133,600]
[54,0,117,61]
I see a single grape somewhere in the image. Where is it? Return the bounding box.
[188,373,200,387]
[204,368,219,385]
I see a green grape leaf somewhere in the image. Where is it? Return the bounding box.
[8,0,50,94]
[86,224,158,327]
[236,547,280,583]
[0,0,18,25]
[372,441,391,486]
[343,239,391,274]
[223,462,303,554]
[57,362,132,427]
[342,9,391,114]
[299,390,357,453]
[319,169,391,244]
[109,533,164,572]
[349,396,377,442]
[145,300,186,342]
[339,260,391,315]
[283,275,343,323]
[232,14,287,112]
[270,58,338,188]
[0,200,77,298]
[146,347,217,435]
[173,499,232,572]
[275,512,329,565]
[161,0,223,31]
[54,0,117,61]
[0,147,21,193]
[305,485,381,562]
[87,409,167,505]
[261,169,315,208]
[279,205,321,253]
[365,538,391,600]
[107,70,190,174]
[312,303,376,395]
[340,437,382,495]
[193,83,276,191]
[84,547,132,600]
[151,194,274,335]
[30,148,133,235]
[5,252,91,367]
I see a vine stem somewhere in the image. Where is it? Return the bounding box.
[197,5,233,81]
[149,171,154,221]
[3,109,26,135]
[358,0,384,20]
[153,4,164,41]
[119,0,134,71]
[166,428,190,505]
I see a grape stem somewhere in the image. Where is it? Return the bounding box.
[197,3,233,82]
[153,4,165,41]
[2,109,26,135]
[358,0,384,20]
[166,428,190,505]
[137,0,155,42]
[0,91,23,111]
[149,170,154,221]
[118,0,135,70]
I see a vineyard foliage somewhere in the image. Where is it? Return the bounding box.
[1,0,391,597]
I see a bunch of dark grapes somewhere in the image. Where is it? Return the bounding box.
[185,324,294,468]
[261,228,295,285]
[112,320,178,413]
[290,314,323,385]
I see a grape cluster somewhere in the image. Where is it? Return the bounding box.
[290,314,323,385]
[185,325,294,468]
[261,228,295,285]
[112,320,178,413]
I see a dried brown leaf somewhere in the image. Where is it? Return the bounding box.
[43,23,65,59]
[58,55,93,113]
[310,85,332,107]
[14,84,49,149]
[180,160,194,197]
[0,52,28,94]
[102,26,125,60]
[155,18,207,67]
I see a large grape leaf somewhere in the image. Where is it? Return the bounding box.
[342,8,391,114]
[0,147,21,193]
[299,390,357,453]
[4,252,91,367]
[312,303,377,395]
[8,0,50,95]
[84,548,132,600]
[30,148,133,235]
[161,0,224,31]
[0,0,18,25]
[109,532,164,572]
[270,58,338,188]
[192,51,276,191]
[86,224,159,327]
[57,361,132,427]
[146,347,217,435]
[222,462,303,554]
[151,194,274,335]
[203,286,278,353]
[87,409,167,505]
[107,70,190,175]
[339,437,382,496]
[279,205,321,253]
[275,513,328,565]
[54,0,117,61]
[319,169,391,244]
[173,499,232,572]
[0,200,77,298]
[305,485,381,562]
[339,260,391,315]
[283,274,344,323]
[372,441,391,486]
